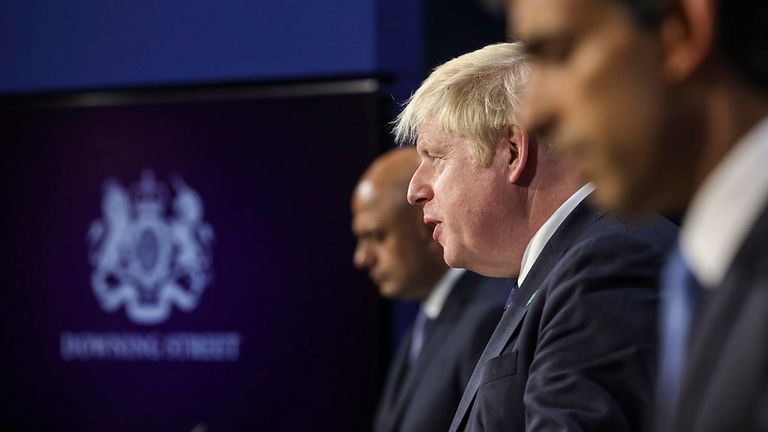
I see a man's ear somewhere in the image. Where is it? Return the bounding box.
[505,124,529,184]
[660,0,716,82]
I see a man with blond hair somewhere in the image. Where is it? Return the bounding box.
[395,42,677,432]
[352,148,507,432]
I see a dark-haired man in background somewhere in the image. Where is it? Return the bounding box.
[509,0,768,430]
[352,148,507,432]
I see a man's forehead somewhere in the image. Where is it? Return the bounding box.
[352,200,399,232]
[353,178,405,215]
[352,200,382,226]
[354,179,376,202]
[416,122,456,150]
[415,132,435,152]
[416,120,438,145]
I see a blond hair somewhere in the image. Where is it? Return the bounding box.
[393,42,530,165]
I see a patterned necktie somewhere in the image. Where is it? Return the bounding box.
[409,309,432,365]
[658,245,705,410]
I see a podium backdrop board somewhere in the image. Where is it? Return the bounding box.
[0,80,382,431]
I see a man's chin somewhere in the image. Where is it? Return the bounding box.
[443,250,488,275]
[377,283,400,299]
[590,180,669,216]
[442,250,464,270]
[590,185,631,212]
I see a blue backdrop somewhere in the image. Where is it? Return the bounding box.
[0,0,421,95]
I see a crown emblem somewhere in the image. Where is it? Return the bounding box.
[86,171,214,324]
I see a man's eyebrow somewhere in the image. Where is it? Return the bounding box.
[355,228,373,237]
[415,140,433,154]
[520,34,553,56]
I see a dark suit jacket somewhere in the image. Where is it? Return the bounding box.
[373,271,509,432]
[664,205,768,432]
[449,200,677,432]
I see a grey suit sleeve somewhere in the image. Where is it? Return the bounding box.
[523,234,661,432]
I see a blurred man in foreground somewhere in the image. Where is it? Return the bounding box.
[352,147,507,432]
[509,0,768,430]
[395,42,677,432]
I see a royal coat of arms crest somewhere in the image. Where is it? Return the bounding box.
[86,171,214,324]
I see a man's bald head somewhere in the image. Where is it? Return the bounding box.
[352,148,447,300]
[353,147,422,217]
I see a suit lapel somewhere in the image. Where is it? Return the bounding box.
[386,332,413,407]
[388,317,454,422]
[388,273,476,429]
[670,270,742,430]
[485,241,559,358]
[671,205,768,431]
[449,245,555,431]
[450,201,600,432]
[376,330,413,432]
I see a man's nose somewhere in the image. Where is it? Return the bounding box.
[353,242,374,269]
[518,69,556,137]
[407,165,433,206]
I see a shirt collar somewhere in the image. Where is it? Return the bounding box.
[422,268,465,319]
[518,183,595,286]
[681,115,768,288]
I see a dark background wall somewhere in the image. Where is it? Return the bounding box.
[0,88,383,431]
[0,1,504,430]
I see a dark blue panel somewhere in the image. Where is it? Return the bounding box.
[0,0,377,93]
[377,0,424,103]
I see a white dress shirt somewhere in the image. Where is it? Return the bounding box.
[518,183,596,286]
[681,116,768,288]
[422,268,466,319]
